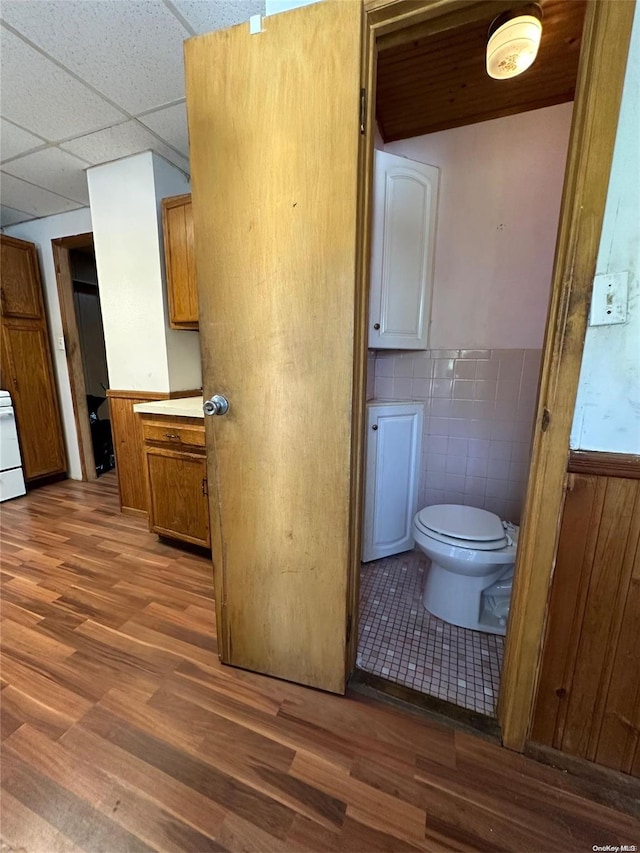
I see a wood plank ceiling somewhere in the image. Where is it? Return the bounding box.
[376,0,587,142]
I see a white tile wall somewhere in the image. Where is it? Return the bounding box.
[370,349,542,523]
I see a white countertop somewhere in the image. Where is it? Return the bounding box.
[133,396,204,419]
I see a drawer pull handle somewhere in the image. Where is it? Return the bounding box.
[164,433,181,441]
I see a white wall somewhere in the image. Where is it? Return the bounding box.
[571,8,640,454]
[265,0,318,14]
[152,154,202,391]
[3,207,93,480]
[385,102,573,350]
[88,151,201,393]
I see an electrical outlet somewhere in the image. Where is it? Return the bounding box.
[589,271,628,326]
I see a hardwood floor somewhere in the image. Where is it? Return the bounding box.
[1,474,638,852]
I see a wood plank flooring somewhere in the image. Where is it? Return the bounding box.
[1,473,638,852]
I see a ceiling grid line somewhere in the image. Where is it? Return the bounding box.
[0,1,272,226]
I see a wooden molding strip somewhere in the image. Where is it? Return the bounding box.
[106,388,202,401]
[107,389,171,401]
[169,388,202,399]
[568,451,640,480]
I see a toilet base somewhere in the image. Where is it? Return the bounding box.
[423,559,508,635]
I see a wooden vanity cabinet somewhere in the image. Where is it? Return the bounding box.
[162,194,199,330]
[140,414,210,548]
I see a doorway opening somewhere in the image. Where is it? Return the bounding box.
[52,234,113,482]
[354,0,587,723]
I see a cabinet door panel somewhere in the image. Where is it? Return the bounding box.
[163,195,199,329]
[0,237,44,320]
[369,151,439,350]
[147,449,209,547]
[1,324,66,480]
[363,403,423,562]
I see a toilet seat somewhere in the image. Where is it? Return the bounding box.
[415,504,509,551]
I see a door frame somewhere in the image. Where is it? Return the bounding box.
[52,233,98,482]
[349,0,635,752]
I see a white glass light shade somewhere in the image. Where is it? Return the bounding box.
[486,15,542,79]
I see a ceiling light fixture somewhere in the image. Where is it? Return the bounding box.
[486,5,543,80]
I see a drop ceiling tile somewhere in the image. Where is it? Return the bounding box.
[3,148,90,205]
[0,205,35,227]
[1,1,191,115]
[172,0,264,34]
[138,102,189,157]
[61,121,190,174]
[0,172,84,218]
[0,118,46,163]
[0,26,125,142]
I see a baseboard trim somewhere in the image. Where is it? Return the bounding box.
[121,506,148,519]
[525,741,640,819]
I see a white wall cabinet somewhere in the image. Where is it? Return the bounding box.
[362,402,423,562]
[368,151,439,350]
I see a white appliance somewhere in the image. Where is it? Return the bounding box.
[0,390,26,501]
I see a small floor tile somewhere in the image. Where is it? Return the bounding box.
[357,550,504,717]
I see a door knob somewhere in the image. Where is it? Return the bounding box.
[203,394,229,416]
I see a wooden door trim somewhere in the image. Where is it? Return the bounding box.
[52,234,96,482]
[354,0,635,751]
[498,0,635,751]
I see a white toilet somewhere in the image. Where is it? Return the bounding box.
[412,504,518,635]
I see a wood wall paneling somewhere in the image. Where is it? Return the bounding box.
[0,235,67,483]
[107,390,202,516]
[107,392,157,516]
[532,460,640,778]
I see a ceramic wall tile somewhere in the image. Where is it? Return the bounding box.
[370,349,541,522]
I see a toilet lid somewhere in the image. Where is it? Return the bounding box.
[416,504,506,543]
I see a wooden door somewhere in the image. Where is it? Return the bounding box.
[185,1,363,693]
[368,151,439,350]
[0,235,66,482]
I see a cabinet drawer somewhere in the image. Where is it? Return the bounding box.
[142,420,205,449]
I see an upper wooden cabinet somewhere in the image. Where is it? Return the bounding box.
[0,235,67,482]
[0,236,44,320]
[368,151,439,350]
[162,193,199,330]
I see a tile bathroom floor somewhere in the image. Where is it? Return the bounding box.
[357,549,504,717]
